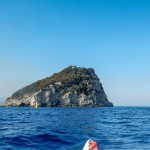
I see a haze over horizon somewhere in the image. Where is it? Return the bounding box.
[0,0,150,106]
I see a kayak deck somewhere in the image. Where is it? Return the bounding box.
[83,139,99,150]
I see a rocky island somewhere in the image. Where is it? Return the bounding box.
[4,66,113,107]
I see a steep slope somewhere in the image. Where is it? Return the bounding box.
[4,66,113,107]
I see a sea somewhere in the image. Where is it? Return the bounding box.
[0,107,150,150]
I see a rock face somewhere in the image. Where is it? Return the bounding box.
[4,66,113,107]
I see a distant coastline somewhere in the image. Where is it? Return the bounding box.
[0,97,7,106]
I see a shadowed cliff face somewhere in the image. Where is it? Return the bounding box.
[4,66,113,107]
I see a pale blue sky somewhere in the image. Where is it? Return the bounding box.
[0,0,150,106]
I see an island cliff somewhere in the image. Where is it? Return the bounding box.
[4,66,113,107]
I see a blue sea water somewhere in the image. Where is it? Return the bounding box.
[0,107,150,150]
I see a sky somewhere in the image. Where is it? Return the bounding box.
[0,0,150,106]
